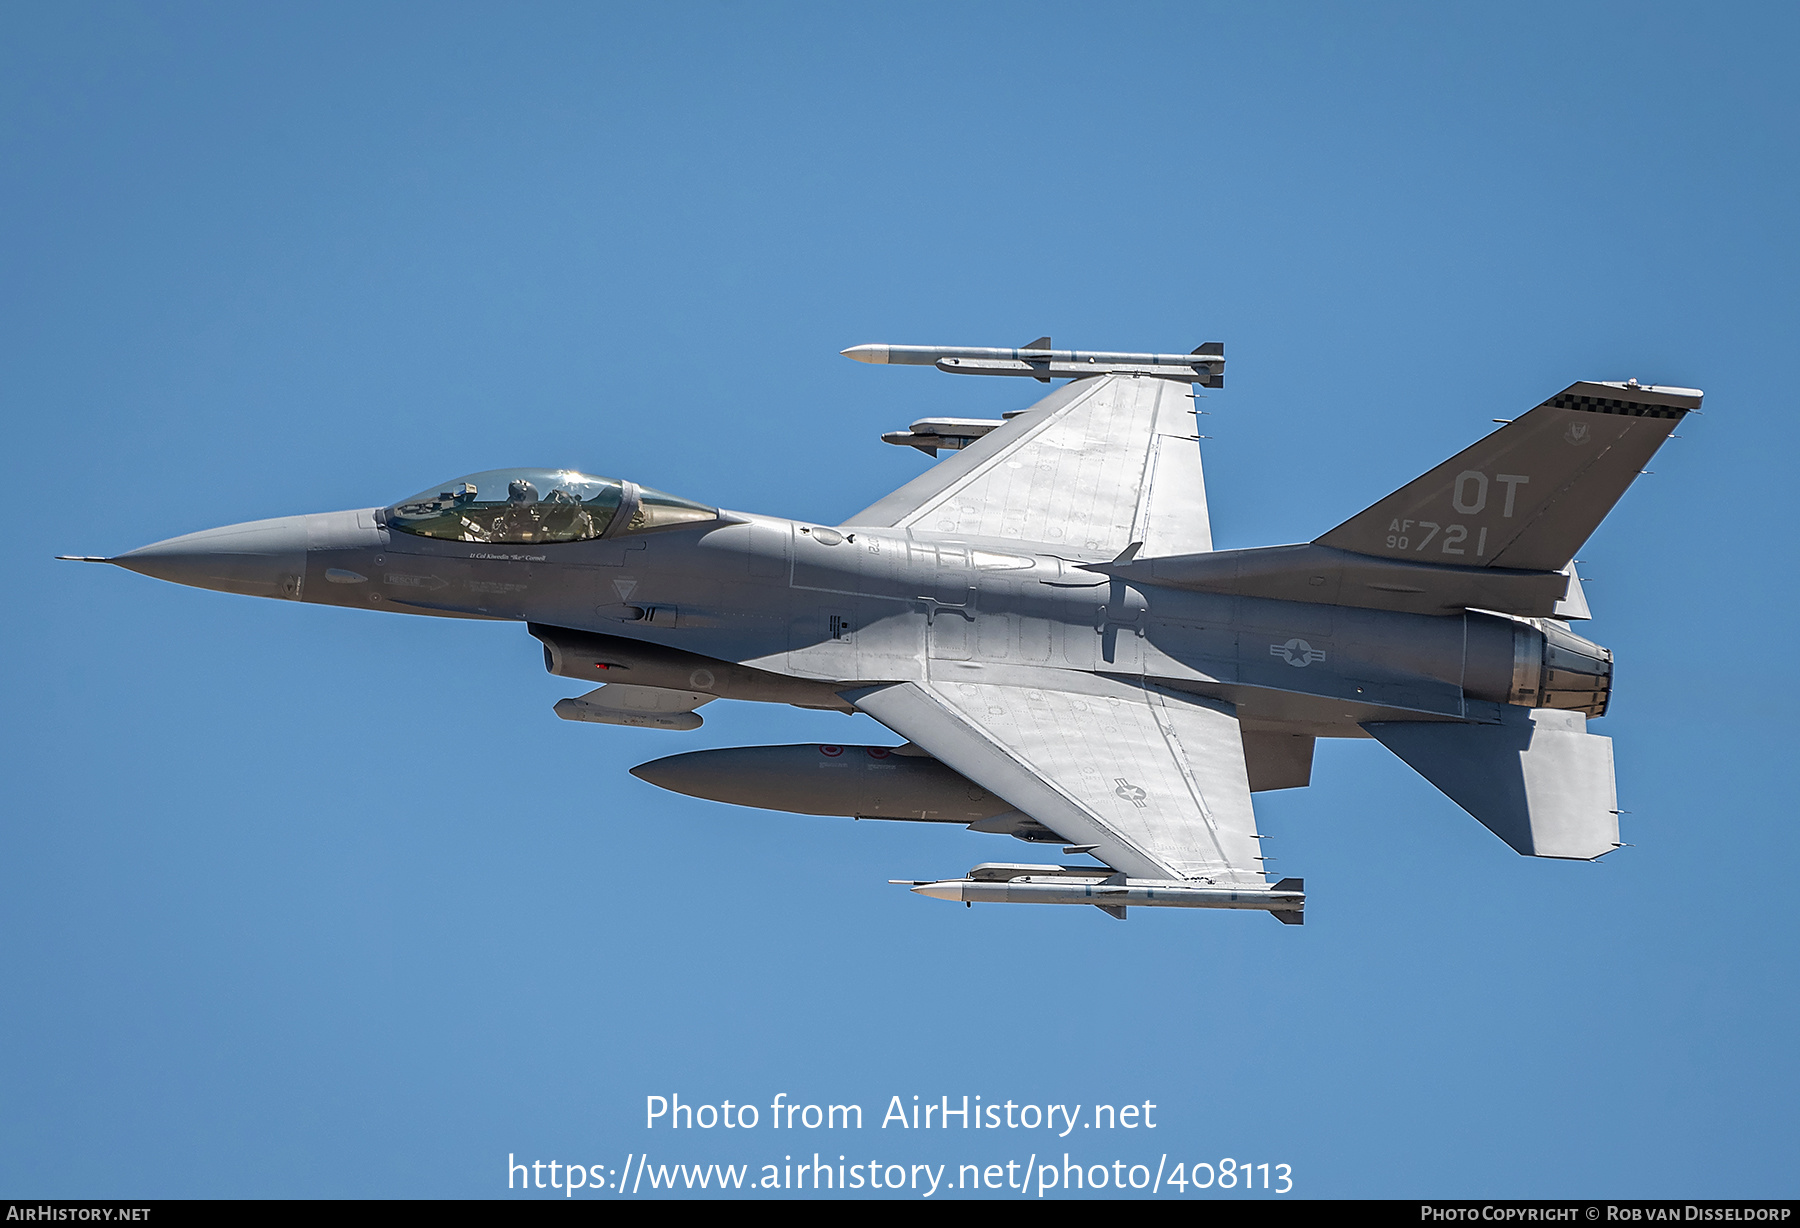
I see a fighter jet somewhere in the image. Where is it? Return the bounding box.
[64,339,1701,923]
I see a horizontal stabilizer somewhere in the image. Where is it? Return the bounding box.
[1365,707,1618,859]
[1317,381,1701,573]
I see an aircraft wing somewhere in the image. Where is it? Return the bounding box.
[842,374,1212,558]
[846,674,1267,886]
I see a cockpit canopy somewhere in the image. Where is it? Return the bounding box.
[386,469,716,545]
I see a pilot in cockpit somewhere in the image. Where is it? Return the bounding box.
[540,486,594,540]
[387,468,716,545]
[493,479,542,540]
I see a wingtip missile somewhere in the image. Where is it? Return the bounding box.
[843,342,1224,385]
[910,881,965,902]
[905,871,1304,917]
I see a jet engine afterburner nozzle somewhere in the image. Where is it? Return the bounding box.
[1460,613,1614,719]
[1506,620,1614,718]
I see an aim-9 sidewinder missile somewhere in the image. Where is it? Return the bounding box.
[900,864,1306,923]
[842,337,1224,386]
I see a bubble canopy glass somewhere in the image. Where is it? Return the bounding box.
[386,469,716,545]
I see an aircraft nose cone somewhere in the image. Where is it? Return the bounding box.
[112,515,309,600]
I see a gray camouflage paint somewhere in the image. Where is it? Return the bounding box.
[80,361,1700,914]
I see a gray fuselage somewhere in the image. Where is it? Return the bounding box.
[243,503,1556,740]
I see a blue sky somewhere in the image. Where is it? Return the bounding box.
[3,1,1796,1198]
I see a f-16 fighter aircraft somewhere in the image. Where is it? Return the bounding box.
[65,340,1702,923]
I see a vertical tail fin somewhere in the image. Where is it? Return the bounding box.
[1316,381,1701,573]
